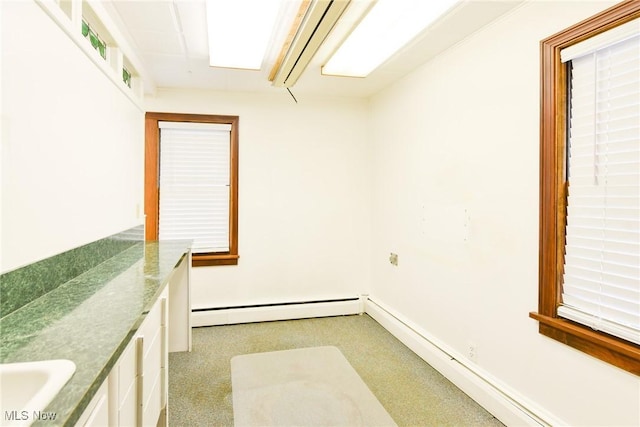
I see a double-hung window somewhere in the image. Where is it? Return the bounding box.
[560,20,640,346]
[145,113,239,266]
[532,0,640,375]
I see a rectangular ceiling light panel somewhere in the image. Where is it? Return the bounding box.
[206,0,282,69]
[323,0,459,77]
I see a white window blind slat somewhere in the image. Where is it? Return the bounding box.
[562,275,639,298]
[563,274,638,305]
[159,124,231,253]
[568,216,640,233]
[567,247,639,267]
[569,174,640,187]
[557,306,640,344]
[559,302,640,333]
[564,266,640,288]
[571,130,638,148]
[561,31,640,344]
[562,294,639,320]
[566,234,639,256]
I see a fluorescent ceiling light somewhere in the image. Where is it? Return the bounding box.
[323,0,459,77]
[206,0,282,70]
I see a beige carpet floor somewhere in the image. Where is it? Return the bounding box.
[168,314,504,427]
[231,346,397,426]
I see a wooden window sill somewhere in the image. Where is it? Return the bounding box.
[192,253,239,267]
[529,312,640,375]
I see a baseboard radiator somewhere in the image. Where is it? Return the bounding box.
[191,294,562,426]
[192,296,363,327]
[364,296,565,427]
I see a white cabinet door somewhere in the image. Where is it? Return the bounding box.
[108,287,169,427]
[137,288,168,427]
[75,380,108,427]
[108,338,137,427]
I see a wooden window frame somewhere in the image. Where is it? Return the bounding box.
[145,112,239,267]
[530,0,640,375]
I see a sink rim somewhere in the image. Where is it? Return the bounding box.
[0,359,76,425]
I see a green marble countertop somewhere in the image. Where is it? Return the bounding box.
[0,241,190,427]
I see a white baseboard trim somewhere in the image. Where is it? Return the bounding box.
[192,297,364,327]
[365,297,566,427]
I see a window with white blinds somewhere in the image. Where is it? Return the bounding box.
[158,121,232,254]
[560,20,640,345]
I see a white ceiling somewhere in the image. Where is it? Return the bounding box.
[104,0,524,99]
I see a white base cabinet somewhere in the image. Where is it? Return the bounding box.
[107,288,167,427]
[108,337,137,427]
[79,251,191,427]
[138,287,166,427]
[75,380,109,427]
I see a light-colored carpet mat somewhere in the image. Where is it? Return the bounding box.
[231,346,397,427]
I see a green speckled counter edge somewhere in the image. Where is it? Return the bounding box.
[0,230,190,427]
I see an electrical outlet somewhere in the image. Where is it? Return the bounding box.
[389,253,398,266]
[468,342,477,362]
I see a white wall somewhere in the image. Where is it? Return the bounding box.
[368,1,639,426]
[145,90,371,309]
[4,0,636,423]
[1,1,144,272]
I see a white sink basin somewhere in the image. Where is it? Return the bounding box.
[0,359,76,426]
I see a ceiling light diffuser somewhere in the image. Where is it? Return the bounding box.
[322,0,459,77]
[206,0,282,70]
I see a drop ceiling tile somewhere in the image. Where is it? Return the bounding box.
[132,30,184,56]
[175,1,209,58]
[112,1,176,32]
